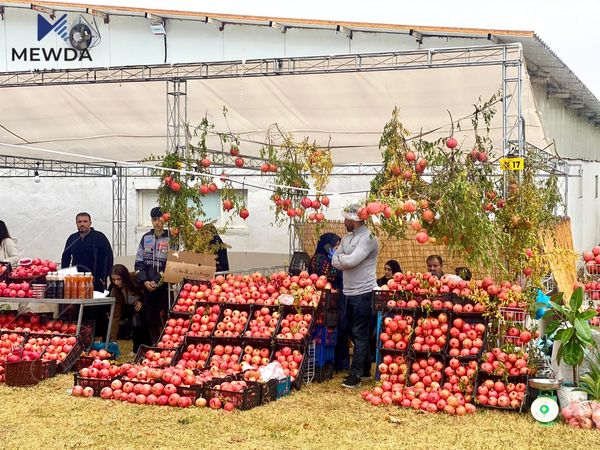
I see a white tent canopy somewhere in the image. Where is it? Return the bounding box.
[0,65,546,165]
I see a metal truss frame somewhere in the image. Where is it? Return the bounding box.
[0,44,523,88]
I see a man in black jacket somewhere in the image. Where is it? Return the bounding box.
[61,212,114,292]
[135,207,170,345]
[61,212,114,338]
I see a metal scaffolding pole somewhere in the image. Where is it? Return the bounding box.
[112,168,128,256]
[166,79,188,158]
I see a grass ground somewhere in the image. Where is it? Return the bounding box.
[0,341,597,450]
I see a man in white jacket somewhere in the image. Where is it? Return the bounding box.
[332,202,379,388]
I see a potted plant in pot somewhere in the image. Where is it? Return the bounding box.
[541,287,598,405]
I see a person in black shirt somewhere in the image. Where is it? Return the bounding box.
[61,212,114,292]
[376,259,402,287]
[61,212,114,338]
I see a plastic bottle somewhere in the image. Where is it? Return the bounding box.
[45,272,56,299]
[56,274,64,299]
[64,275,72,299]
[77,273,86,299]
[86,272,94,299]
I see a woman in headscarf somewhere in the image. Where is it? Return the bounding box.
[309,232,350,372]
[308,232,341,289]
[376,259,402,287]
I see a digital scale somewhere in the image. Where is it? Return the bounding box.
[529,378,561,426]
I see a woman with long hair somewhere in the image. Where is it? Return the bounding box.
[0,220,21,265]
[376,259,402,287]
[109,264,148,353]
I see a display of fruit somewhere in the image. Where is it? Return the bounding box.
[377,353,408,384]
[244,307,280,339]
[583,246,600,274]
[379,314,413,351]
[188,304,221,337]
[213,308,248,338]
[137,348,177,368]
[205,380,254,410]
[208,344,243,374]
[476,378,526,409]
[158,317,190,348]
[408,357,444,389]
[275,312,312,341]
[22,334,78,362]
[360,384,476,415]
[0,281,33,299]
[6,347,41,362]
[448,318,485,358]
[9,258,57,279]
[584,280,600,301]
[412,313,448,353]
[81,349,113,360]
[273,346,303,381]
[0,263,9,277]
[443,358,477,397]
[176,343,212,370]
[241,345,271,367]
[78,359,120,380]
[479,347,530,377]
[172,282,210,312]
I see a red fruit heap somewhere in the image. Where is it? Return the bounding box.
[476,379,526,409]
[213,308,248,338]
[408,357,444,390]
[176,343,212,370]
[379,314,413,352]
[138,348,177,368]
[241,344,271,368]
[172,282,210,313]
[412,313,448,353]
[276,312,312,341]
[584,280,600,301]
[22,334,78,362]
[273,346,303,381]
[188,305,220,337]
[582,246,600,274]
[443,358,477,397]
[244,307,280,339]
[0,281,33,299]
[447,318,486,358]
[378,353,408,384]
[208,344,243,375]
[79,359,121,380]
[207,380,251,411]
[479,348,530,377]
[83,349,113,360]
[8,258,57,279]
[158,317,190,348]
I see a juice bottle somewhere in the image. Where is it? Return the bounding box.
[76,273,85,299]
[56,275,64,299]
[86,272,94,298]
[64,275,72,299]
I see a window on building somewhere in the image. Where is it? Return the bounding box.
[577,167,583,199]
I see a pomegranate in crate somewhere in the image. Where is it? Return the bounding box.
[188,305,220,337]
[378,352,408,384]
[276,312,312,341]
[448,318,485,358]
[412,313,448,353]
[408,356,444,390]
[208,344,243,374]
[479,347,530,377]
[213,308,248,338]
[158,317,190,348]
[379,313,413,351]
[244,307,280,339]
[176,343,212,370]
[272,346,303,382]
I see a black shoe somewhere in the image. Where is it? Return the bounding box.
[341,374,361,389]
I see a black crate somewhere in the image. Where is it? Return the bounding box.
[407,353,446,388]
[27,332,83,374]
[378,310,415,353]
[203,378,262,410]
[372,290,398,311]
[410,310,450,356]
[447,316,487,361]
[375,349,411,383]
[271,341,306,390]
[211,304,252,340]
[473,372,529,413]
[288,252,311,276]
[173,337,213,370]
[243,305,282,341]
[73,373,116,397]
[260,378,278,404]
[134,345,181,368]
[314,362,334,383]
[274,306,316,347]
[170,279,212,314]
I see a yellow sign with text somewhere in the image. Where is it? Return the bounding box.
[499,157,524,171]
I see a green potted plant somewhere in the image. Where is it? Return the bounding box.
[577,351,600,400]
[541,286,597,385]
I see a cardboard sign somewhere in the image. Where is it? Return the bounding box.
[163,251,216,283]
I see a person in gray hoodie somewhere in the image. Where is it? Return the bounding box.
[332,202,379,389]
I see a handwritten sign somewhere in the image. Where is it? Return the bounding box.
[499,157,524,171]
[163,251,216,283]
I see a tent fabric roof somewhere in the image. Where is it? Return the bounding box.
[0,66,546,164]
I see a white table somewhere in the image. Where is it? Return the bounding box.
[0,297,116,350]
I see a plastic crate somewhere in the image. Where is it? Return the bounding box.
[134,345,181,368]
[260,378,278,404]
[410,310,450,356]
[40,359,57,380]
[474,373,529,413]
[173,338,213,371]
[314,362,334,383]
[170,279,212,314]
[450,316,487,361]
[315,344,335,367]
[372,290,398,311]
[211,305,252,340]
[288,252,310,276]
[244,305,282,341]
[27,332,84,374]
[271,342,307,390]
[499,307,528,325]
[203,378,262,410]
[311,325,338,346]
[375,349,411,382]
[274,306,315,347]
[73,373,115,396]
[378,310,415,353]
[5,359,42,386]
[276,376,291,398]
[408,354,445,387]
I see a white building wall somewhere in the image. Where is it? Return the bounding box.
[566,160,600,252]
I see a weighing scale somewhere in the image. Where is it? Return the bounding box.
[529,378,561,426]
